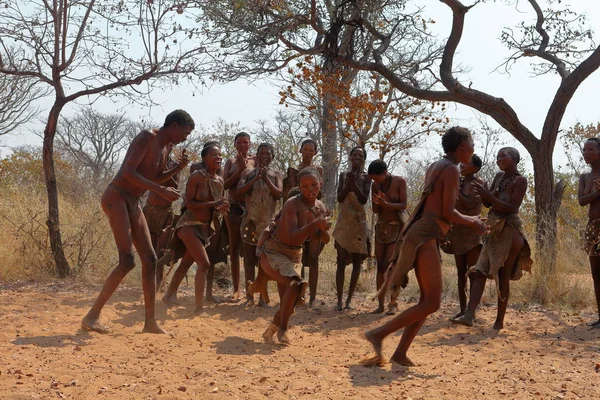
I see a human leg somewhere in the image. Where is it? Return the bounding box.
[364,240,442,364]
[162,251,194,307]
[176,227,211,314]
[346,253,362,309]
[82,188,137,333]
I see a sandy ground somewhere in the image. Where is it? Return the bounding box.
[0,282,599,400]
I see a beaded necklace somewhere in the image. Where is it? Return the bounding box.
[496,172,520,193]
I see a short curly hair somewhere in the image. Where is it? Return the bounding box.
[441,126,472,153]
[300,138,318,153]
[163,109,195,130]
[367,159,387,175]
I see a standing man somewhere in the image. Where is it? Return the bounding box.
[223,132,256,300]
[82,110,193,334]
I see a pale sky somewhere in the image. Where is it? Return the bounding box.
[2,1,600,173]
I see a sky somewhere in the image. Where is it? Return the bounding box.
[2,0,600,174]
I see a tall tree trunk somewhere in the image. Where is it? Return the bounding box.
[43,100,71,278]
[321,89,338,210]
[531,148,559,302]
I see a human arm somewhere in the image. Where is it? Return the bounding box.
[285,200,332,244]
[443,167,486,233]
[372,178,407,211]
[578,173,600,206]
[236,168,258,195]
[121,132,179,201]
[184,174,228,211]
[473,175,527,214]
[371,181,381,214]
[154,149,189,183]
[223,154,247,189]
[348,172,369,204]
[336,172,349,203]
[263,170,284,199]
[457,178,481,209]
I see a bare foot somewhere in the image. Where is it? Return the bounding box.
[81,315,111,334]
[162,294,179,308]
[192,308,209,317]
[262,324,277,344]
[230,291,242,301]
[205,295,223,304]
[493,320,504,330]
[587,320,600,328]
[335,303,343,311]
[344,304,353,310]
[277,328,291,345]
[360,355,386,366]
[390,354,416,367]
[371,306,384,314]
[142,322,168,335]
[386,302,398,315]
[243,298,255,306]
[258,297,270,308]
[364,330,383,361]
[450,314,474,327]
[450,311,465,320]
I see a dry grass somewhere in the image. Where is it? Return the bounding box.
[0,185,596,316]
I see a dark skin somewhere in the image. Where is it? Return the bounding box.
[578,139,600,328]
[223,135,257,300]
[451,149,527,330]
[369,171,407,314]
[161,161,226,307]
[175,146,229,315]
[260,173,331,344]
[150,151,181,291]
[450,160,484,319]
[82,122,192,334]
[363,137,486,367]
[286,142,325,307]
[237,146,284,306]
[335,148,371,311]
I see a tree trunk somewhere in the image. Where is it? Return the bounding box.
[321,89,338,211]
[43,100,71,278]
[531,148,560,302]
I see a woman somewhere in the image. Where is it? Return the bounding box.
[451,147,533,330]
[578,137,600,328]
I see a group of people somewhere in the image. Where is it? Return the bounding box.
[80,109,600,366]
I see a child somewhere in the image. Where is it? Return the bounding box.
[259,167,330,344]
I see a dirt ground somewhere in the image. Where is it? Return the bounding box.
[0,282,599,400]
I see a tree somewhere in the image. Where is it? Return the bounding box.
[55,107,143,186]
[0,1,212,277]
[200,0,600,274]
[199,0,435,208]
[0,64,48,137]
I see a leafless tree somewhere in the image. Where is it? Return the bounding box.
[0,66,48,137]
[0,0,214,277]
[55,107,142,186]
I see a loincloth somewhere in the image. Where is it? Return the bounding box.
[468,213,533,290]
[227,201,245,225]
[263,237,302,278]
[375,220,404,244]
[143,203,175,235]
[583,218,600,257]
[332,191,370,258]
[441,224,482,255]
[174,209,214,247]
[385,213,446,298]
[109,183,141,215]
